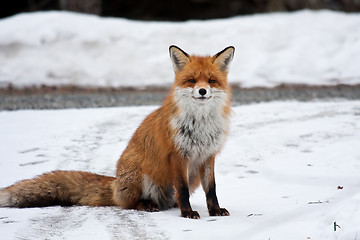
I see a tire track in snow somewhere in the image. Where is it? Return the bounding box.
[16,207,167,240]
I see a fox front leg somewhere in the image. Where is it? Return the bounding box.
[200,155,230,216]
[170,153,200,219]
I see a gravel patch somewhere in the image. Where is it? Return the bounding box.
[1,85,360,111]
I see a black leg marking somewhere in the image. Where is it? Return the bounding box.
[206,183,229,217]
[178,180,200,219]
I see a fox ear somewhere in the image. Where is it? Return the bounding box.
[212,46,235,73]
[169,45,190,72]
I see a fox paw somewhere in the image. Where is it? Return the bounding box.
[138,200,159,212]
[209,208,230,216]
[181,210,200,219]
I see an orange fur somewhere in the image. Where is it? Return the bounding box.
[0,46,235,219]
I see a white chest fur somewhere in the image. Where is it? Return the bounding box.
[171,87,230,163]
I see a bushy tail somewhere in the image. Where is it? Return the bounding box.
[0,171,116,208]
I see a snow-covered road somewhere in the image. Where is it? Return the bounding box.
[1,100,359,239]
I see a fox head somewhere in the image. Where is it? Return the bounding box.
[169,45,234,106]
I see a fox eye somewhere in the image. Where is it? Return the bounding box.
[209,79,216,83]
[188,79,196,83]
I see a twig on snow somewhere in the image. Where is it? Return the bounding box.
[308,200,329,204]
[334,222,341,231]
[247,213,263,217]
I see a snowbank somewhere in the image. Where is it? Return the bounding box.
[0,10,360,89]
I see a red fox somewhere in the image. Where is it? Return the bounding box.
[0,45,234,219]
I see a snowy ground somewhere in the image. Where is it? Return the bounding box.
[1,100,360,240]
[1,10,360,89]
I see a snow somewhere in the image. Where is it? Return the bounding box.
[1,9,360,239]
[1,10,360,89]
[1,100,360,239]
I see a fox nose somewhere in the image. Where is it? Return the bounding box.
[199,88,207,96]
